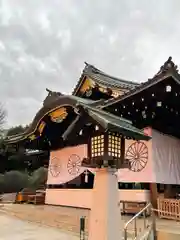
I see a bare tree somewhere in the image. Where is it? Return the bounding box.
[0,104,6,136]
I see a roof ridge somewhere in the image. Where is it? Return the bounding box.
[84,62,140,86]
[99,56,180,109]
[72,62,140,96]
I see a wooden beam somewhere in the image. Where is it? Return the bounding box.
[62,115,82,141]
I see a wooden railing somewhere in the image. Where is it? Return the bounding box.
[157,198,180,220]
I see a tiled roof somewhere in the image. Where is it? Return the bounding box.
[5,94,150,144]
[4,95,107,144]
[72,62,140,95]
[99,56,180,109]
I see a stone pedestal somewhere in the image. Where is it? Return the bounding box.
[88,168,122,240]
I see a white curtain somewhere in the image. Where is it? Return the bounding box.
[152,130,180,184]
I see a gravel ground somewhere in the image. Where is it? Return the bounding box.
[1,204,180,239]
[0,214,79,240]
[0,204,90,234]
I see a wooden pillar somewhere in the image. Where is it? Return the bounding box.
[164,184,172,198]
[149,183,158,210]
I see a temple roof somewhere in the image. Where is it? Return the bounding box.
[7,57,179,145]
[97,57,180,139]
[72,62,140,95]
[5,94,150,147]
[5,94,104,144]
[100,56,180,108]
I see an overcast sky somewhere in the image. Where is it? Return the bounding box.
[0,0,180,127]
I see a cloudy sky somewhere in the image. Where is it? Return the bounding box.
[0,0,180,127]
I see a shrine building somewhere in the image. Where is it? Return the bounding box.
[5,56,180,219]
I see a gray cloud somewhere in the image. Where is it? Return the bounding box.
[0,0,179,127]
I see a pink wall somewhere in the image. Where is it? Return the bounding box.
[45,189,92,208]
[45,189,150,209]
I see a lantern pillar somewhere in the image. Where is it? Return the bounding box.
[88,167,122,240]
[84,132,129,240]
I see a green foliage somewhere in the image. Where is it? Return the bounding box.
[3,171,29,193]
[29,167,48,190]
[0,167,48,193]
[6,125,29,137]
[7,153,27,171]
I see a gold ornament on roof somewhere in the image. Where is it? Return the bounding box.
[80,78,94,93]
[38,121,46,135]
[29,134,36,141]
[49,107,68,123]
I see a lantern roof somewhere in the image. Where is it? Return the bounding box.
[76,103,150,141]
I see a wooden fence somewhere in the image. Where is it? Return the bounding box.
[157,198,180,220]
